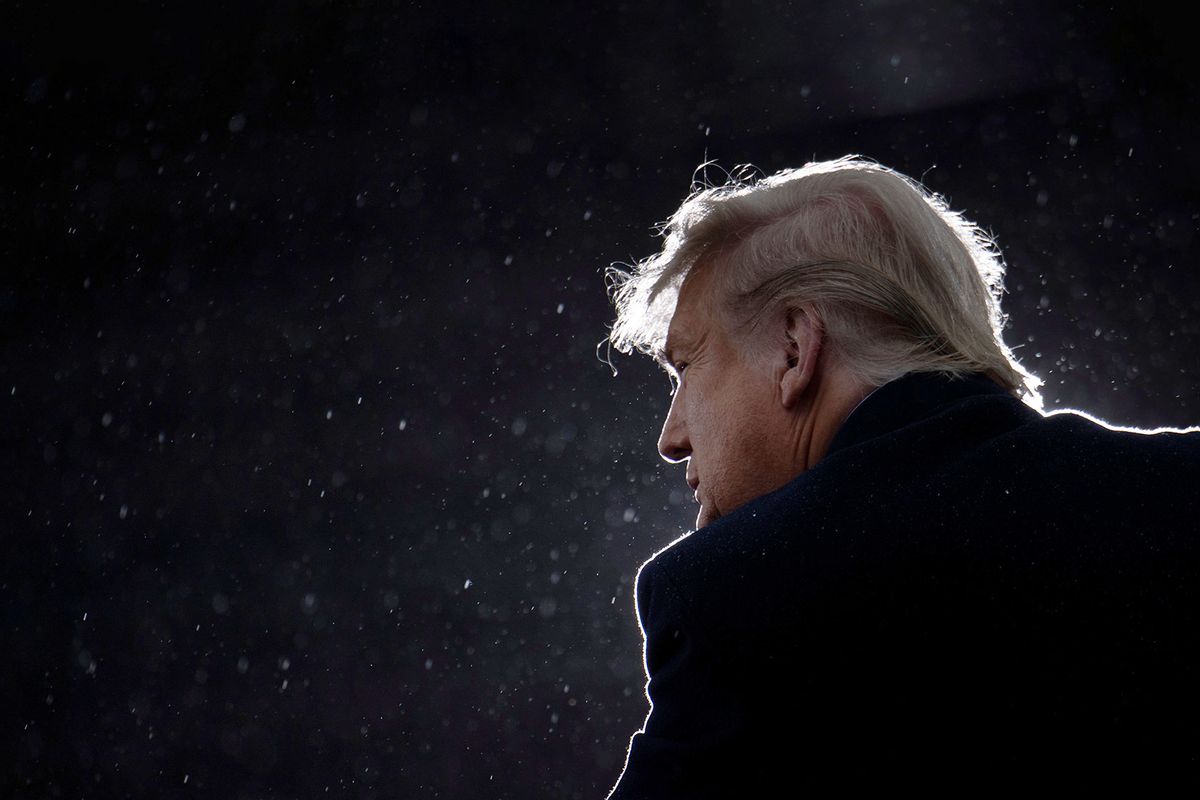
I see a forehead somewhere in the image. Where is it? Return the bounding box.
[664,263,718,355]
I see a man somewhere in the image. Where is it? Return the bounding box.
[603,156,1200,796]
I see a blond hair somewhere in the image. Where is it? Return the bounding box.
[606,155,1042,406]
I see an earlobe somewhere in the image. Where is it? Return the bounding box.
[780,307,822,409]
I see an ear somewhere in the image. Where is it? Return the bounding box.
[779,306,822,409]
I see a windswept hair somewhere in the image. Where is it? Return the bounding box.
[606,155,1042,406]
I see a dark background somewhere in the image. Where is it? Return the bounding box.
[3,1,1198,797]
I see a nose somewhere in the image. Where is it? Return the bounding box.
[657,391,691,464]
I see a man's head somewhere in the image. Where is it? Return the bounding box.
[607,155,1041,528]
[655,255,867,528]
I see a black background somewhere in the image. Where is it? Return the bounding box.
[3,1,1199,797]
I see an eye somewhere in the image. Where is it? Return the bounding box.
[669,362,690,393]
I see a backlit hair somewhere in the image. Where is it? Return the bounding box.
[606,155,1042,406]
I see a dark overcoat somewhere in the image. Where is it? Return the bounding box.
[608,371,1200,797]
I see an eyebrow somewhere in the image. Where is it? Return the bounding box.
[651,346,674,374]
[657,332,689,373]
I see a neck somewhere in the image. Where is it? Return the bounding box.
[795,361,874,471]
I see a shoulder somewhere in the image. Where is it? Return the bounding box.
[994,407,1200,499]
[638,397,1200,646]
[1035,406,1200,455]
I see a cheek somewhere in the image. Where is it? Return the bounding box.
[696,387,770,459]
[712,382,780,477]
[686,359,775,464]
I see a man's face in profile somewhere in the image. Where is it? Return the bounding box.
[657,265,801,529]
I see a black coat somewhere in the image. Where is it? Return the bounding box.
[607,371,1200,797]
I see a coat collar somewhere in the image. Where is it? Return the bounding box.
[825,370,1014,458]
